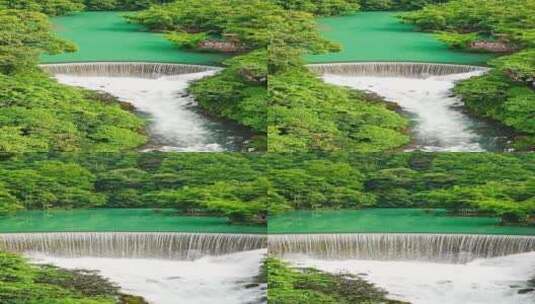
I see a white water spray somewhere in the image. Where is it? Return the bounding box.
[41,63,249,152]
[286,252,535,304]
[30,249,267,304]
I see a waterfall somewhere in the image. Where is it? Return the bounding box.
[307,62,489,78]
[269,233,535,263]
[39,62,221,78]
[0,232,267,260]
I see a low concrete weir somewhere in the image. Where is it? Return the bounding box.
[0,232,267,260]
[40,62,221,78]
[307,62,489,78]
[269,233,535,263]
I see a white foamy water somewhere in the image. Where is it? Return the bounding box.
[286,252,535,304]
[55,71,243,152]
[29,249,267,304]
[322,71,501,152]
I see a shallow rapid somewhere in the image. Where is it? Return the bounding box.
[286,252,535,304]
[30,249,267,304]
[54,71,250,152]
[319,66,510,152]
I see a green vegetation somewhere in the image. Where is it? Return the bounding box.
[0,153,268,225]
[83,0,173,11]
[267,257,407,304]
[402,0,535,150]
[0,70,147,152]
[359,0,448,10]
[267,153,535,225]
[271,0,360,16]
[0,0,175,14]
[3,153,532,226]
[0,10,147,152]
[0,251,147,304]
[0,0,84,16]
[271,0,450,14]
[0,10,76,74]
[268,68,409,152]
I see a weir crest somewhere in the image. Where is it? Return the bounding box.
[0,232,267,260]
[269,233,535,263]
[307,62,489,78]
[40,62,222,79]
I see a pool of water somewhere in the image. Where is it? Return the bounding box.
[308,12,493,64]
[268,209,535,235]
[0,209,266,234]
[42,12,227,65]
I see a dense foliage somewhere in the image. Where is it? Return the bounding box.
[359,0,448,10]
[271,0,360,16]
[0,10,76,74]
[0,153,533,225]
[0,251,147,304]
[402,0,535,150]
[271,0,449,14]
[0,71,147,152]
[0,8,147,152]
[83,0,173,11]
[0,0,84,16]
[267,257,407,304]
[0,153,269,224]
[268,68,409,152]
[0,0,175,13]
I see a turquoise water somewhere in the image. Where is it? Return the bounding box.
[0,209,265,234]
[308,12,493,64]
[269,209,535,235]
[41,12,228,65]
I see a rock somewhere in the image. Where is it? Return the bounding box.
[518,288,534,294]
[469,41,518,53]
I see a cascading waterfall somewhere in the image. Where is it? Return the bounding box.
[0,232,267,260]
[39,62,221,78]
[308,62,512,152]
[269,233,535,263]
[40,62,252,152]
[307,62,488,78]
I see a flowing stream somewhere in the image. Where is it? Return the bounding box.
[30,249,266,304]
[272,233,535,304]
[42,63,252,152]
[309,63,511,152]
[286,252,535,304]
[0,232,267,304]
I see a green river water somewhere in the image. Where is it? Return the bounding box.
[307,12,494,65]
[269,209,535,235]
[0,209,265,234]
[41,11,227,65]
